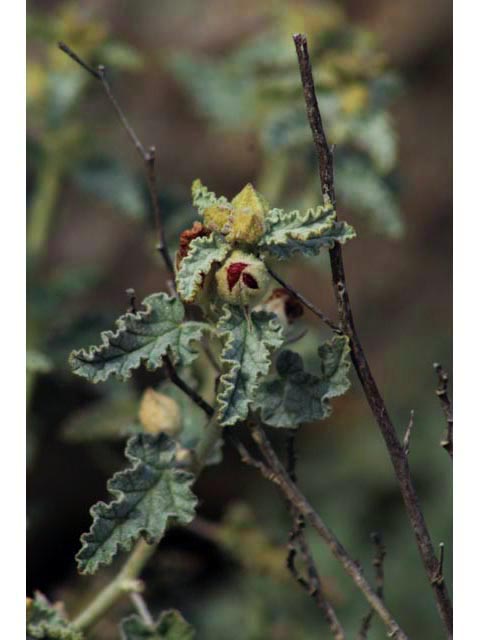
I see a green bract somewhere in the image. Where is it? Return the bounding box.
[76,433,197,574]
[27,592,83,640]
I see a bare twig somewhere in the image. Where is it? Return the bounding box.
[357,532,386,639]
[285,433,346,640]
[248,424,408,639]
[293,32,453,636]
[163,355,214,418]
[265,263,341,333]
[403,410,415,456]
[58,42,176,283]
[434,364,453,458]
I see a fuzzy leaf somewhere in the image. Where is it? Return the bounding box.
[259,205,355,259]
[191,178,228,214]
[69,293,209,383]
[176,234,230,303]
[27,592,83,640]
[255,335,351,428]
[216,306,283,427]
[76,433,197,574]
[120,610,194,640]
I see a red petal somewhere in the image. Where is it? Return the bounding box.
[242,272,259,289]
[227,262,249,291]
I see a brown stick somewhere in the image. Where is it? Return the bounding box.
[434,363,453,458]
[292,33,452,636]
[285,433,346,640]
[58,42,176,283]
[357,532,386,639]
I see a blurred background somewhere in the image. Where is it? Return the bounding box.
[26,1,452,638]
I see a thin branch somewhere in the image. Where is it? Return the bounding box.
[403,410,415,456]
[248,424,408,640]
[265,264,341,333]
[285,433,346,640]
[293,32,453,637]
[357,532,386,639]
[434,363,453,459]
[163,354,214,418]
[58,42,176,283]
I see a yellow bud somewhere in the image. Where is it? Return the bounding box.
[226,184,268,244]
[203,204,232,234]
[138,389,182,437]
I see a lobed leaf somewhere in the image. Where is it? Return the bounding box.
[69,293,209,383]
[76,433,197,574]
[27,592,83,640]
[259,204,355,259]
[191,178,228,214]
[255,335,351,428]
[120,610,194,640]
[176,234,230,304]
[216,306,283,427]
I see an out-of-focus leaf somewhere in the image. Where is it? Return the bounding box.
[26,349,53,374]
[255,335,351,428]
[26,592,83,640]
[120,610,194,640]
[76,433,197,574]
[336,155,403,238]
[216,306,283,427]
[74,157,145,219]
[100,42,144,70]
[69,293,209,382]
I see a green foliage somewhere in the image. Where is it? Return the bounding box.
[216,306,283,427]
[76,433,197,574]
[26,592,83,640]
[259,204,356,259]
[69,293,209,382]
[176,234,230,303]
[120,610,194,640]
[191,178,228,213]
[255,336,351,428]
[169,0,402,237]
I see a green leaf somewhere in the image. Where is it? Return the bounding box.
[191,178,228,214]
[76,433,197,574]
[216,306,283,427]
[255,335,351,428]
[69,293,209,383]
[176,234,230,303]
[259,204,355,259]
[120,610,194,640]
[26,349,53,374]
[74,157,145,220]
[27,592,83,640]
[336,156,403,238]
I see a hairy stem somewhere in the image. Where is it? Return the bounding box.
[293,32,452,636]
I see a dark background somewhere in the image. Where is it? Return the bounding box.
[27,1,452,638]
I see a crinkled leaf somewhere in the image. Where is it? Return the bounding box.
[191,178,228,214]
[176,234,230,303]
[69,293,209,383]
[216,306,283,427]
[27,592,83,640]
[120,610,194,640]
[259,204,355,259]
[255,335,351,428]
[76,433,197,574]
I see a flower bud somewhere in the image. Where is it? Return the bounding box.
[226,184,267,245]
[215,250,270,306]
[138,388,182,437]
